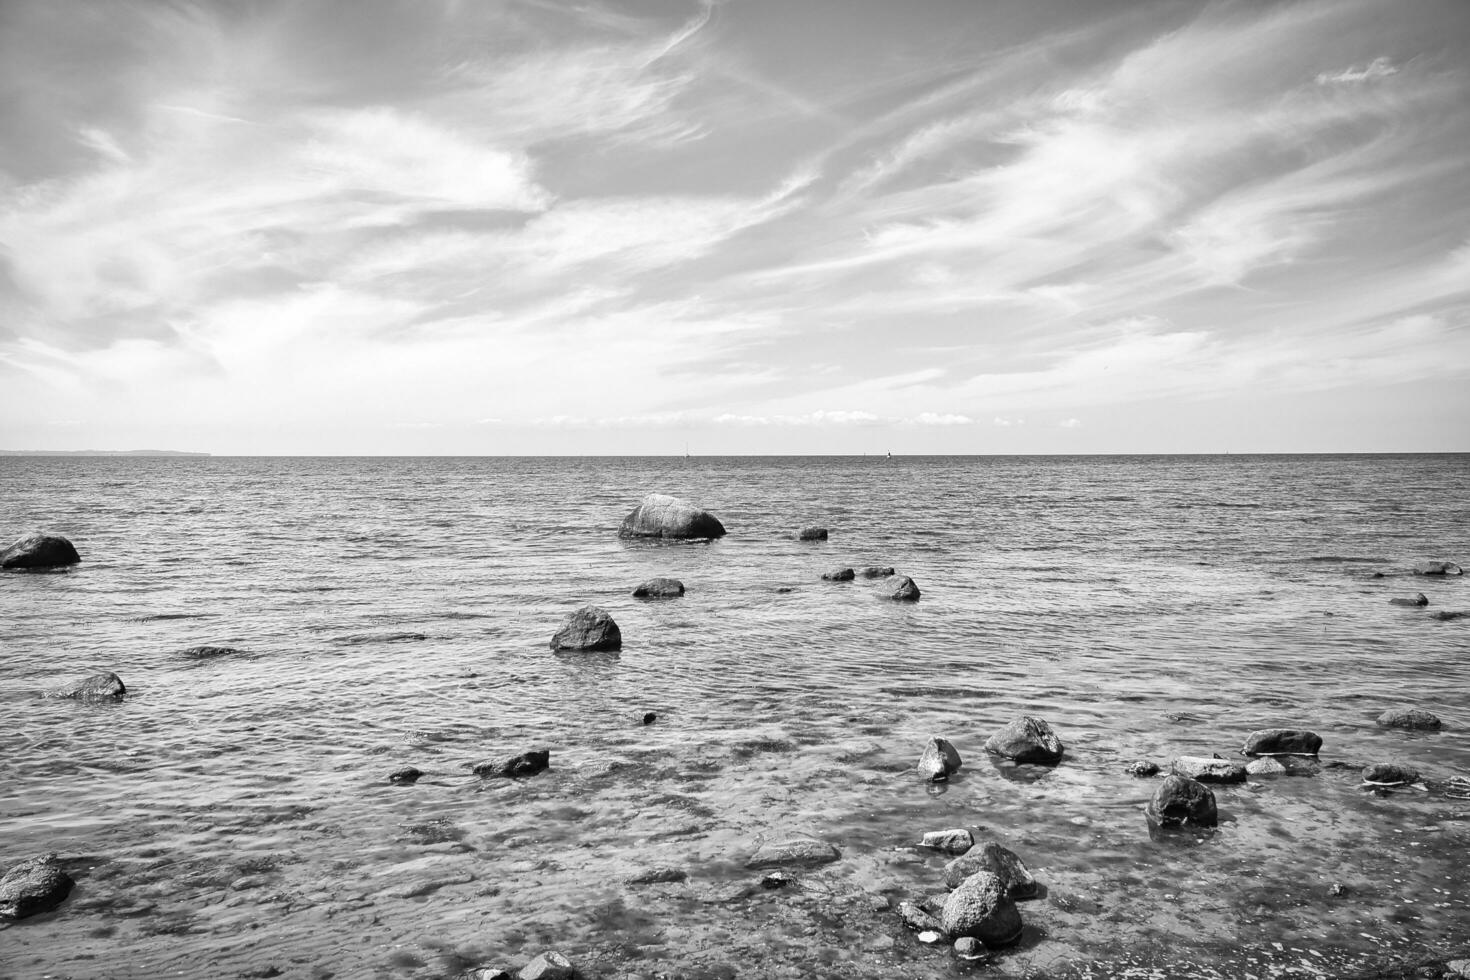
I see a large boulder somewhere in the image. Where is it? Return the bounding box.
[745,837,840,868]
[1,533,80,570]
[0,854,74,919]
[632,577,685,599]
[549,606,621,651]
[939,871,1024,947]
[918,736,962,781]
[984,716,1064,765]
[1171,756,1247,783]
[1146,774,1218,828]
[1242,729,1322,756]
[46,672,126,701]
[885,575,921,601]
[1413,561,1463,576]
[942,842,1037,898]
[618,494,725,539]
[1377,708,1442,730]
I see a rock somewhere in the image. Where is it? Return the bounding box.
[1377,708,1443,730]
[518,952,575,980]
[897,901,944,933]
[1171,756,1247,783]
[953,936,986,960]
[859,566,895,578]
[632,577,684,598]
[0,854,74,919]
[618,493,725,539]
[473,750,550,779]
[918,930,945,944]
[1413,561,1463,576]
[798,527,828,541]
[461,970,513,980]
[625,866,687,885]
[1362,763,1420,785]
[821,567,855,581]
[1,532,81,570]
[920,829,973,854]
[1390,593,1429,607]
[388,767,423,784]
[1245,757,1288,776]
[549,606,621,651]
[939,871,1024,947]
[942,842,1037,899]
[181,645,242,660]
[918,737,962,781]
[1125,760,1160,777]
[642,711,657,725]
[46,671,126,701]
[760,871,794,889]
[1242,729,1322,756]
[885,574,921,601]
[745,838,840,868]
[1431,610,1470,621]
[984,716,1064,765]
[1446,959,1470,979]
[1146,774,1218,828]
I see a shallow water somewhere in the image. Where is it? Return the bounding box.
[2,454,1468,979]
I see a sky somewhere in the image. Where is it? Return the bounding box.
[2,0,1468,455]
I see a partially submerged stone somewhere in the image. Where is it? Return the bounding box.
[984,716,1064,765]
[920,828,973,854]
[897,900,944,933]
[918,736,962,781]
[1171,756,1247,783]
[939,871,1023,947]
[1125,760,1160,777]
[473,750,550,779]
[619,493,726,539]
[1146,774,1218,828]
[1245,757,1288,776]
[821,567,855,581]
[625,866,688,885]
[942,842,1037,899]
[1390,593,1429,607]
[632,577,685,599]
[886,574,921,601]
[1377,708,1443,730]
[1242,729,1322,756]
[798,527,828,541]
[1,532,81,570]
[46,671,126,701]
[388,766,423,784]
[859,566,895,578]
[1363,763,1420,785]
[549,606,621,651]
[0,854,74,919]
[745,837,840,868]
[1413,560,1463,576]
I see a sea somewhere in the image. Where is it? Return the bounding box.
[1,454,1467,980]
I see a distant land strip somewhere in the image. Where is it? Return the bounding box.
[0,450,211,457]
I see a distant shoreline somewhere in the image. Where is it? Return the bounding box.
[0,450,211,457]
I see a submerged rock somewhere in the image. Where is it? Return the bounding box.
[1,532,81,570]
[920,828,973,854]
[625,866,688,885]
[1390,593,1429,607]
[549,606,621,651]
[798,527,828,541]
[859,566,896,578]
[886,574,921,601]
[632,577,685,599]
[1146,774,1218,828]
[939,871,1023,947]
[1363,763,1420,785]
[1242,729,1323,756]
[1171,756,1247,783]
[1413,561,1463,576]
[745,837,840,868]
[821,567,855,581]
[618,493,726,539]
[1377,708,1443,730]
[389,767,423,785]
[180,645,243,660]
[918,737,963,781]
[473,750,550,779]
[984,716,1064,765]
[46,671,125,701]
[942,842,1037,899]
[0,854,74,919]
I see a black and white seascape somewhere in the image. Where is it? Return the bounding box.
[3,454,1468,979]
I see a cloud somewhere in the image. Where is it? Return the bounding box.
[1316,57,1398,86]
[1057,418,1082,429]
